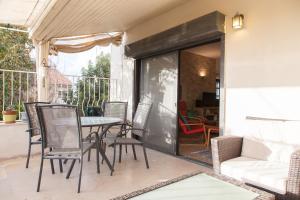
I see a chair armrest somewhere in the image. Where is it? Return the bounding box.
[183,123,204,126]
[286,150,300,199]
[211,136,243,174]
[25,128,40,132]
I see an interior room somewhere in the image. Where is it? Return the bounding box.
[178,41,221,165]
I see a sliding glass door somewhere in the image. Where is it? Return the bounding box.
[140,51,178,154]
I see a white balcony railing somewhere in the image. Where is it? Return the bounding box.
[0,69,119,120]
[0,69,38,120]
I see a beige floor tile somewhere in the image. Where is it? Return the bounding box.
[0,146,211,200]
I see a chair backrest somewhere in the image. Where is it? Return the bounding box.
[132,102,152,137]
[24,102,49,136]
[103,101,128,123]
[36,104,82,150]
[179,100,187,116]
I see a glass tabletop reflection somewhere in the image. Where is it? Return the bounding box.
[80,116,122,127]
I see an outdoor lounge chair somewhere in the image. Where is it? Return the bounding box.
[211,136,300,200]
[36,104,100,193]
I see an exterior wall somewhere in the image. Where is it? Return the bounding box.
[110,44,134,120]
[125,0,300,145]
[0,122,40,160]
[0,122,91,160]
[180,52,217,110]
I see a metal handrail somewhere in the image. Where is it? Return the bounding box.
[0,68,120,120]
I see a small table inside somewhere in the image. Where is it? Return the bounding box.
[81,116,122,173]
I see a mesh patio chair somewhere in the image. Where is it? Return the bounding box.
[107,102,152,175]
[36,104,100,193]
[24,102,60,173]
[88,101,128,162]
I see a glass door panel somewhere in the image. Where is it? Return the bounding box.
[140,51,178,154]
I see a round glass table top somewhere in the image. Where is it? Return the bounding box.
[80,116,122,127]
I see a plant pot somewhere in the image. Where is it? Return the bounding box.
[2,110,17,124]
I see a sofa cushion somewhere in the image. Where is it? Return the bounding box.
[241,137,300,164]
[221,156,289,195]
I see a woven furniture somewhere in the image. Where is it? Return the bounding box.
[211,136,300,200]
[107,102,152,176]
[23,102,59,172]
[36,104,100,193]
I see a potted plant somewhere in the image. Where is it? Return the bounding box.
[2,105,17,124]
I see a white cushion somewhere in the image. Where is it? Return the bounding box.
[241,137,300,163]
[221,156,289,195]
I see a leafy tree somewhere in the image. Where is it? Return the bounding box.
[67,52,111,115]
[0,24,34,71]
[0,24,35,119]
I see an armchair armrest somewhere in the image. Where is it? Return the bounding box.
[286,150,300,200]
[211,136,243,174]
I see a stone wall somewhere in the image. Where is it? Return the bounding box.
[180,51,217,110]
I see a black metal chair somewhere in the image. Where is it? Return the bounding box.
[108,102,152,175]
[36,104,100,193]
[23,102,60,173]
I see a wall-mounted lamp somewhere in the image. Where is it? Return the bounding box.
[232,13,244,29]
[199,69,207,78]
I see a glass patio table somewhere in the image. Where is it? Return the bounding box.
[81,116,122,174]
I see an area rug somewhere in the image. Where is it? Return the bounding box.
[110,171,260,200]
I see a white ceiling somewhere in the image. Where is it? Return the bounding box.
[0,0,51,26]
[185,42,221,59]
[27,0,187,41]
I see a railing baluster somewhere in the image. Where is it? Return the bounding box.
[87,78,91,107]
[18,73,22,120]
[26,73,29,102]
[92,77,96,106]
[108,79,110,101]
[82,77,86,115]
[2,71,5,111]
[10,71,13,106]
[97,77,101,106]
[71,76,75,105]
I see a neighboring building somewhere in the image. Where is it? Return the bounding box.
[47,68,72,103]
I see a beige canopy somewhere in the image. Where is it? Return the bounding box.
[49,32,122,54]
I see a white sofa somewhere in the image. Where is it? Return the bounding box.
[211,136,300,200]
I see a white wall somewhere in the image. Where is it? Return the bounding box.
[110,43,135,120]
[125,0,300,145]
[0,123,40,160]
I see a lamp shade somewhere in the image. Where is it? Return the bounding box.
[232,13,244,29]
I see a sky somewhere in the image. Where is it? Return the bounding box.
[49,45,111,76]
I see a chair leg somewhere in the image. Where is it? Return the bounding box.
[101,142,106,164]
[87,137,92,162]
[66,159,76,179]
[50,159,55,174]
[132,145,137,160]
[95,141,100,174]
[77,158,83,193]
[64,159,68,164]
[125,145,128,154]
[119,144,122,163]
[36,158,44,192]
[26,138,32,168]
[142,146,149,169]
[59,159,63,173]
[111,144,117,176]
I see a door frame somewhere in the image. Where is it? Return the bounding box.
[133,34,225,155]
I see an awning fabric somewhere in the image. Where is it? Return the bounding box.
[49,32,122,54]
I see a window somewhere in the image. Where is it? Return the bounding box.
[216,79,220,100]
